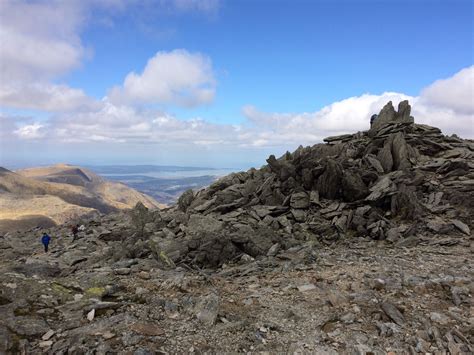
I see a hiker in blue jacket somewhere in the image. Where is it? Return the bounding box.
[41,232,51,253]
[370,114,378,127]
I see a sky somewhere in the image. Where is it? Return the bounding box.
[0,0,473,169]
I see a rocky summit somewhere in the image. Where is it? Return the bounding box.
[0,101,473,354]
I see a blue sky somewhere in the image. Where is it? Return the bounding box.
[71,0,473,121]
[0,0,473,168]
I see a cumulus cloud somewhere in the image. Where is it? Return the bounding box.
[0,84,101,112]
[108,50,216,107]
[0,0,86,83]
[242,93,414,146]
[46,102,237,146]
[14,123,46,140]
[419,65,474,115]
[0,0,102,112]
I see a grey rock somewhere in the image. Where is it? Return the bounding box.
[122,332,143,346]
[316,159,343,199]
[430,312,450,325]
[371,100,413,133]
[366,154,385,174]
[150,237,187,265]
[113,259,138,269]
[114,268,131,275]
[371,101,397,132]
[266,243,281,256]
[340,312,356,324]
[391,132,411,170]
[290,192,310,209]
[381,302,405,326]
[323,134,353,143]
[342,170,369,202]
[195,293,220,325]
[366,176,397,202]
[187,214,224,236]
[42,329,55,340]
[39,340,53,348]
[451,219,470,235]
[13,262,61,277]
[427,218,450,233]
[386,227,401,242]
[309,190,320,205]
[377,138,394,173]
[297,284,316,292]
[177,189,194,212]
[4,316,49,336]
[377,322,401,337]
[130,322,165,336]
[291,209,307,222]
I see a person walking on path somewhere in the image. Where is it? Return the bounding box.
[71,224,79,242]
[370,114,378,127]
[41,232,51,253]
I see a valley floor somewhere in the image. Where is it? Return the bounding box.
[0,220,472,354]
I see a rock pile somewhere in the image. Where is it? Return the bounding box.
[144,100,473,267]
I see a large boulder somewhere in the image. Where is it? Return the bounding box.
[149,237,188,266]
[183,221,278,267]
[316,160,343,199]
[266,155,296,182]
[186,214,224,236]
[377,138,394,173]
[177,189,194,212]
[342,170,369,202]
[391,132,411,170]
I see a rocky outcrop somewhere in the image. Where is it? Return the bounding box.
[370,100,414,133]
[127,100,473,268]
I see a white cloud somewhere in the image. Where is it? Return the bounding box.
[0,84,101,112]
[0,0,100,113]
[47,102,237,146]
[108,50,216,107]
[14,123,46,140]
[242,92,414,146]
[0,1,86,83]
[172,0,220,14]
[419,65,474,115]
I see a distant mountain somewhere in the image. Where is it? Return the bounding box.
[104,174,219,205]
[86,165,237,205]
[0,164,163,234]
[86,165,218,174]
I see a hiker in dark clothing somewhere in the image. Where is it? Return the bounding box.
[370,114,378,127]
[71,224,79,242]
[41,232,51,253]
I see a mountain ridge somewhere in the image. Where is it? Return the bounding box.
[0,164,163,233]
